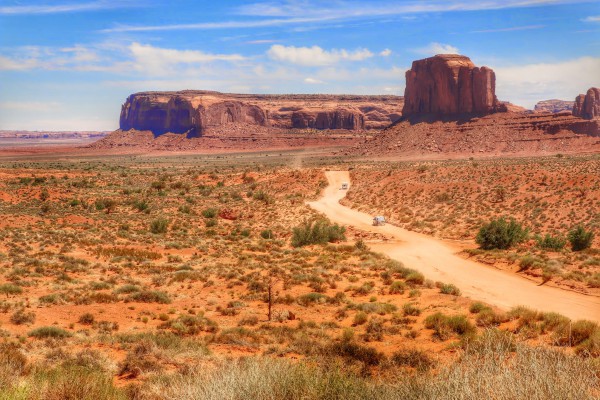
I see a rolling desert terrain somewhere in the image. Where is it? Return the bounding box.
[1,2,600,398]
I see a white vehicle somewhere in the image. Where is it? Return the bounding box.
[341,182,349,190]
[372,216,386,226]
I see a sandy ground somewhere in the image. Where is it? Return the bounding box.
[309,170,600,322]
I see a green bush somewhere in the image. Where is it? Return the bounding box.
[536,233,567,251]
[150,218,169,234]
[568,226,594,251]
[476,217,528,250]
[291,219,346,247]
[0,283,22,297]
[201,208,218,218]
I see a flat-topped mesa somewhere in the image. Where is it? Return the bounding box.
[119,91,403,137]
[534,99,575,114]
[402,54,506,119]
[573,87,600,120]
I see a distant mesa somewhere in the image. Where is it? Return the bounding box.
[534,99,575,114]
[402,54,506,119]
[119,91,404,137]
[573,87,600,120]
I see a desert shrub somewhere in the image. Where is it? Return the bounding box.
[402,303,421,317]
[390,348,435,371]
[536,233,567,251]
[150,218,169,234]
[252,190,273,204]
[438,283,461,296]
[114,284,141,294]
[291,218,346,247]
[0,283,22,297]
[133,199,149,212]
[353,311,368,326]
[79,313,95,325]
[29,326,72,339]
[518,255,545,271]
[353,302,397,315]
[10,309,35,325]
[568,226,594,251]
[365,317,384,342]
[205,218,217,227]
[128,290,171,304]
[201,208,218,218]
[260,229,274,239]
[161,314,218,335]
[469,302,489,314]
[325,340,384,366]
[405,271,424,285]
[389,280,406,294]
[576,329,600,357]
[476,217,528,250]
[569,320,599,346]
[297,292,328,307]
[425,313,475,339]
[475,309,507,327]
[239,315,259,326]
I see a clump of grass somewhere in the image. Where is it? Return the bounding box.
[437,282,461,296]
[150,218,169,234]
[390,348,435,371]
[128,290,171,304]
[424,312,475,340]
[29,326,72,339]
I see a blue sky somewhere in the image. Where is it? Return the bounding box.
[0,0,599,130]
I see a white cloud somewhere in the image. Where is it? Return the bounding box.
[0,43,246,76]
[0,1,140,15]
[104,1,587,32]
[128,43,245,75]
[267,45,373,66]
[0,55,39,71]
[304,77,324,84]
[493,56,600,108]
[238,1,586,18]
[471,25,545,33]
[380,49,392,57]
[413,42,459,56]
[583,16,600,22]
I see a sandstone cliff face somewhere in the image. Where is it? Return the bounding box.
[534,99,574,114]
[573,88,600,120]
[402,54,505,118]
[119,91,402,136]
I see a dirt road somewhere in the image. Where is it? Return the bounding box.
[308,170,600,322]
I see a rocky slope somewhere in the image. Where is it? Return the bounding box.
[573,87,600,120]
[402,54,506,118]
[344,111,600,158]
[119,91,404,137]
[534,99,574,114]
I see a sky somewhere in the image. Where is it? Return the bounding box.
[0,0,599,131]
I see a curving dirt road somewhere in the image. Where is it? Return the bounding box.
[308,171,600,322]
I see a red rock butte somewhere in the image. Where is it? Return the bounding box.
[573,87,600,120]
[402,54,506,118]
